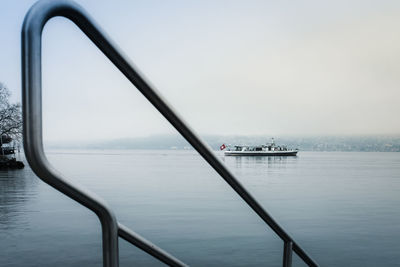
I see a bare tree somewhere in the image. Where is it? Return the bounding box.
[0,82,22,142]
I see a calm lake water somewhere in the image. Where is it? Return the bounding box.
[1,150,400,266]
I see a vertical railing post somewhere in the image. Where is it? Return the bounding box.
[283,241,293,267]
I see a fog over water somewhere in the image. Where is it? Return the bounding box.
[1,0,400,143]
[2,2,400,267]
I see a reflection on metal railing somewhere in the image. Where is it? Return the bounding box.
[22,0,318,266]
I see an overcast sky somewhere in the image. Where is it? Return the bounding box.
[2,0,400,142]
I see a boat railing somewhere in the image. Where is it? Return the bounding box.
[21,1,318,266]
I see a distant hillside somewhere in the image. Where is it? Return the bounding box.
[206,135,400,152]
[46,134,400,152]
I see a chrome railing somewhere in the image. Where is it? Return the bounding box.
[21,0,319,266]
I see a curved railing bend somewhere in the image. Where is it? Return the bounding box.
[21,0,318,266]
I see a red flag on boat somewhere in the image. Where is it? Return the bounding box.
[220,144,226,150]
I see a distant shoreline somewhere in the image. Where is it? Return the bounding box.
[43,134,400,152]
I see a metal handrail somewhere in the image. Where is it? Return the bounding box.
[21,0,319,266]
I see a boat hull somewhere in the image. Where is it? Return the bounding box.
[224,151,298,156]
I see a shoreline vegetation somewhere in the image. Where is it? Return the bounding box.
[44,134,400,152]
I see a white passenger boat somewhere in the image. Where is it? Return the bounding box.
[220,138,298,156]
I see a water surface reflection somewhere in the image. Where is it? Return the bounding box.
[0,168,38,230]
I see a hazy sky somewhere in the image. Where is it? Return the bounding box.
[2,0,400,142]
